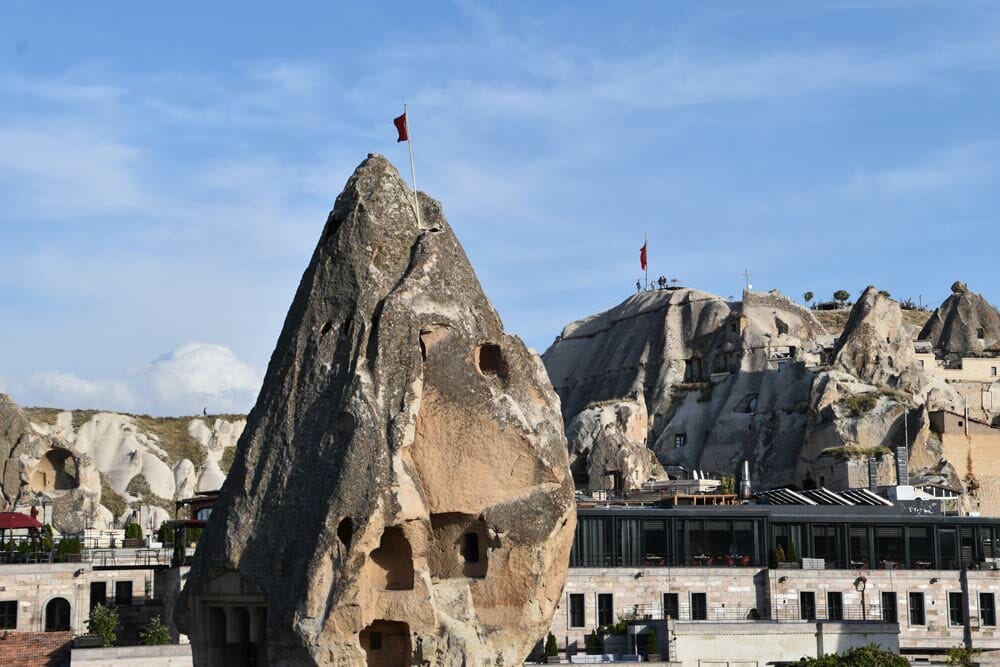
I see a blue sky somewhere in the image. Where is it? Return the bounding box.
[1,2,998,415]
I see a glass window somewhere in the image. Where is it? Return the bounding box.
[961,528,976,567]
[691,593,708,621]
[949,592,964,626]
[773,524,791,556]
[663,593,679,620]
[876,527,904,567]
[675,433,686,448]
[881,592,897,623]
[827,592,843,621]
[90,582,106,610]
[573,518,614,567]
[800,592,816,620]
[813,526,839,565]
[597,593,614,627]
[908,527,933,567]
[908,592,925,625]
[642,520,668,564]
[0,601,15,630]
[848,526,869,568]
[982,593,996,627]
[981,527,996,560]
[733,521,755,565]
[706,521,730,560]
[569,594,585,628]
[115,581,133,606]
[940,528,959,569]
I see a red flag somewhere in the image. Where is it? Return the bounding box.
[393,112,409,142]
[639,242,647,271]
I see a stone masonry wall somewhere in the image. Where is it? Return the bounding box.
[0,630,71,666]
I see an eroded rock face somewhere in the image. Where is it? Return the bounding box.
[832,286,920,390]
[178,154,575,666]
[567,399,666,493]
[0,394,105,533]
[919,283,1000,356]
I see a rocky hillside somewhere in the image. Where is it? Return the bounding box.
[0,397,246,534]
[544,284,989,501]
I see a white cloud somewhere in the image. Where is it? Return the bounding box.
[7,343,261,416]
[139,342,262,416]
[23,371,137,411]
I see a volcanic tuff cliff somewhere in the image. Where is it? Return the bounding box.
[179,154,575,666]
[543,285,974,494]
[920,281,1000,357]
[0,401,245,533]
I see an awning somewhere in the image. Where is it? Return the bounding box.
[0,512,43,530]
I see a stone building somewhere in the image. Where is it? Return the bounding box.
[932,410,1000,515]
[550,502,1000,662]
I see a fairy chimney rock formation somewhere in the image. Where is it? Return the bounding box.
[832,286,919,389]
[919,282,1000,356]
[178,154,576,666]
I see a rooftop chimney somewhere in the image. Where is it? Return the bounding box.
[896,447,909,486]
[739,460,751,499]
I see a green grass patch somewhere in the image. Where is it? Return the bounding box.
[840,392,879,417]
[818,445,892,461]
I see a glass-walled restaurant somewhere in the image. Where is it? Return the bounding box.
[570,506,1000,570]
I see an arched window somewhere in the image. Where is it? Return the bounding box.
[45,597,70,632]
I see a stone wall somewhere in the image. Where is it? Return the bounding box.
[70,644,192,666]
[554,565,1000,654]
[669,620,898,667]
[0,563,155,634]
[939,429,1000,514]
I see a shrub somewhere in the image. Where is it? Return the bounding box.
[841,392,879,417]
[798,644,908,666]
[139,615,171,646]
[87,604,118,647]
[125,522,143,540]
[586,630,602,655]
[645,631,659,658]
[946,646,983,667]
[775,544,786,563]
[545,632,558,657]
[56,536,81,562]
[786,540,799,563]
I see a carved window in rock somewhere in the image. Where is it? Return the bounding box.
[979,328,986,340]
[370,526,414,590]
[430,513,489,579]
[337,517,354,551]
[674,434,686,449]
[31,450,78,492]
[475,343,508,378]
[360,620,410,667]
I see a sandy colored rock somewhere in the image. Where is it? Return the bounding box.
[178,154,575,666]
[832,286,920,390]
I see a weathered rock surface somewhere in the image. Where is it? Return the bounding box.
[178,154,575,666]
[566,399,667,493]
[919,282,1000,356]
[0,394,105,533]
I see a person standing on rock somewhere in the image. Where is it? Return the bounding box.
[636,279,641,293]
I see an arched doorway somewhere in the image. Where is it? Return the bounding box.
[45,597,70,632]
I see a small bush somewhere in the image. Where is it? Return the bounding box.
[818,445,892,461]
[645,631,659,658]
[87,604,118,647]
[586,630,602,655]
[124,522,143,540]
[139,615,171,646]
[786,541,799,563]
[126,474,152,497]
[841,392,879,417]
[545,632,558,657]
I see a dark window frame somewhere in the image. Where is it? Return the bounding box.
[691,592,708,621]
[569,593,585,628]
[663,592,679,620]
[908,592,925,626]
[881,591,898,623]
[115,581,133,606]
[800,591,816,621]
[597,593,614,627]
[982,593,996,627]
[949,592,965,626]
[827,592,843,621]
[0,601,16,630]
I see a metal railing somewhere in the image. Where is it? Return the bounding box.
[626,602,889,623]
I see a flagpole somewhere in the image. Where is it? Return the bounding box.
[644,232,648,290]
[403,103,422,228]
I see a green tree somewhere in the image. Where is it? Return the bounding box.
[947,646,983,667]
[775,544,786,563]
[139,615,171,646]
[645,631,660,658]
[87,604,119,647]
[803,291,814,305]
[545,632,559,657]
[125,522,143,540]
[39,524,54,552]
[797,644,907,666]
[786,540,799,563]
[833,290,851,306]
[586,630,602,655]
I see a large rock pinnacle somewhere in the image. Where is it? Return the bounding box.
[178,154,576,666]
[919,283,1000,356]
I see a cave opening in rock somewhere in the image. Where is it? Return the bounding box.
[461,532,480,564]
[475,343,508,378]
[360,620,410,667]
[30,450,79,492]
[337,517,354,550]
[429,513,489,579]
[369,526,414,590]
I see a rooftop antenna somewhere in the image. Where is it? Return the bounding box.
[743,269,752,292]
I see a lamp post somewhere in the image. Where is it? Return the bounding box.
[855,576,868,620]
